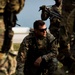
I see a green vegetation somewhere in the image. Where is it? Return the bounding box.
[14,43,20,51]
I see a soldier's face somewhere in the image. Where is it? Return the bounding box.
[36,24,47,37]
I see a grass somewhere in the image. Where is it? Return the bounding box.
[14,43,20,51]
[0,43,20,51]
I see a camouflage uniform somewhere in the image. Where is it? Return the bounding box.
[41,4,62,38]
[16,31,58,75]
[41,1,71,71]
[0,0,25,53]
[0,0,25,74]
[67,8,75,34]
[49,4,62,38]
[0,50,18,75]
[41,1,70,53]
[64,8,75,73]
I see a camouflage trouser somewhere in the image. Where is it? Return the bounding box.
[24,58,58,75]
[0,52,17,75]
[1,28,14,53]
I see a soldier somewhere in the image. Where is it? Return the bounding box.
[40,0,64,51]
[0,0,25,75]
[40,0,71,71]
[66,8,75,73]
[16,20,58,75]
[41,0,62,38]
[40,0,70,51]
[1,0,25,53]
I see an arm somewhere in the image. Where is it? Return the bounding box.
[40,5,50,20]
[42,33,58,62]
[41,10,49,20]
[40,5,62,21]
[34,33,58,66]
[16,36,29,75]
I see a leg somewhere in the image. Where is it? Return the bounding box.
[1,27,14,53]
[48,58,58,75]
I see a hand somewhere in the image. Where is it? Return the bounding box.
[34,56,42,67]
[39,5,47,11]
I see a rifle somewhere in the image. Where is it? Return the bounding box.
[39,5,63,20]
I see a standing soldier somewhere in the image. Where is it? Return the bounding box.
[40,0,70,71]
[40,0,64,50]
[41,0,62,38]
[0,0,25,75]
[61,0,75,73]
[1,0,25,53]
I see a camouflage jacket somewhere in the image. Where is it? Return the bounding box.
[16,31,58,75]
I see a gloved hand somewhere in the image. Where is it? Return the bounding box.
[39,5,47,11]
